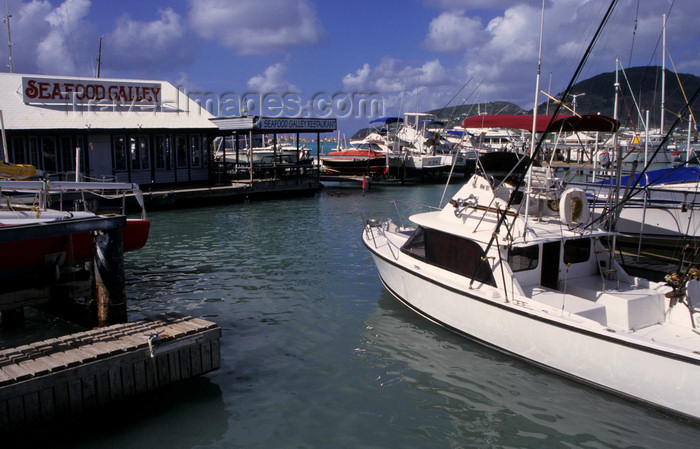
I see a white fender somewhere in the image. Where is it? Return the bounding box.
[559,188,590,227]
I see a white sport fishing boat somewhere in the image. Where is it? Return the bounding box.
[362,166,700,420]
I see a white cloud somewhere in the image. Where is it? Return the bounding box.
[247,62,299,93]
[342,57,455,113]
[24,0,94,75]
[188,0,324,55]
[422,11,484,53]
[105,8,192,73]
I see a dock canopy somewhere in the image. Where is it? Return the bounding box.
[462,114,619,133]
[369,117,403,126]
[211,116,336,134]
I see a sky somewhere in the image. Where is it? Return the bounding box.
[1,0,699,135]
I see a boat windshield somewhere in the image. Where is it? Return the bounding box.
[402,227,496,286]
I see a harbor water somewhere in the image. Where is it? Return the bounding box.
[10,181,700,448]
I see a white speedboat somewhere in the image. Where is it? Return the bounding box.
[362,169,700,420]
[582,166,700,258]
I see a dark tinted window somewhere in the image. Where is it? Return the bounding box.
[563,238,590,264]
[402,227,496,286]
[508,245,539,272]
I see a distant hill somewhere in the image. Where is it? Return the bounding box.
[545,66,700,129]
[349,66,699,138]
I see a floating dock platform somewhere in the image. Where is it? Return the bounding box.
[0,312,221,433]
[140,177,321,210]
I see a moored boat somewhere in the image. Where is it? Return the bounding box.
[0,180,150,289]
[321,143,389,177]
[362,168,700,420]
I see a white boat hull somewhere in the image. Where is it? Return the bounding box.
[364,227,700,420]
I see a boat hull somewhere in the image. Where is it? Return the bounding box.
[321,157,387,176]
[363,228,700,420]
[0,218,150,285]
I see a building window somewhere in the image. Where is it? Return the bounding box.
[60,136,74,173]
[202,136,210,167]
[175,134,187,168]
[190,134,201,167]
[563,238,591,265]
[402,227,496,286]
[130,136,150,171]
[10,136,26,164]
[28,137,39,168]
[508,245,539,272]
[114,135,127,172]
[155,135,170,170]
[41,136,57,173]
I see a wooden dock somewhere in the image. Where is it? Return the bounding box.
[0,312,221,433]
[138,177,321,210]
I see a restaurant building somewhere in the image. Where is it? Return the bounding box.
[0,72,218,185]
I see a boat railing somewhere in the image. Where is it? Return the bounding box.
[362,216,404,260]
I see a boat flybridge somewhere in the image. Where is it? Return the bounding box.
[362,164,700,420]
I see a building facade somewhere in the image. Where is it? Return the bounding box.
[0,73,218,185]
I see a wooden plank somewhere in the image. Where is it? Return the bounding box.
[6,396,24,430]
[168,350,181,382]
[178,347,191,380]
[145,358,158,391]
[29,355,66,373]
[39,387,55,424]
[187,316,220,330]
[18,358,51,377]
[0,400,9,431]
[190,342,202,376]
[211,338,221,370]
[108,365,123,401]
[23,391,41,428]
[156,353,170,386]
[132,361,147,395]
[82,374,97,410]
[95,371,111,406]
[0,368,13,387]
[1,363,33,382]
[121,364,135,397]
[201,340,212,373]
[67,379,83,415]
[52,382,70,417]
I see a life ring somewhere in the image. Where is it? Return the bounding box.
[559,188,589,227]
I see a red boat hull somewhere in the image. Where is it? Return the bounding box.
[0,219,150,277]
[322,149,388,176]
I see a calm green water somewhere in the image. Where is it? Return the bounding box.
[19,182,700,448]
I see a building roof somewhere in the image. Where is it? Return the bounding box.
[0,72,218,131]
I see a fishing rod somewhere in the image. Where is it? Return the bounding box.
[468,0,619,288]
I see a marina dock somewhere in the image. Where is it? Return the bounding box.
[140,177,321,210]
[0,312,221,434]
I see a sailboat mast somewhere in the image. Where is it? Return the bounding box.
[660,13,666,133]
[3,3,13,73]
[523,0,546,237]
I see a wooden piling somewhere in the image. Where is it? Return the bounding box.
[94,228,127,326]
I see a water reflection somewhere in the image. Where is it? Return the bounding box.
[9,377,229,449]
[359,292,698,448]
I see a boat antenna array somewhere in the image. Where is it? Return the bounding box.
[468,0,620,288]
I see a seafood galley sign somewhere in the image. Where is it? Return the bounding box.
[22,77,161,105]
[256,118,337,131]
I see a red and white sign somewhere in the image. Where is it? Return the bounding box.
[22,76,162,105]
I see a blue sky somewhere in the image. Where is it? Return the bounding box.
[2,0,699,135]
